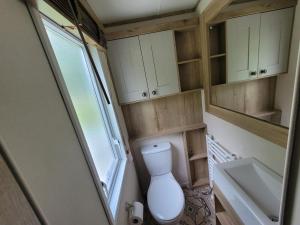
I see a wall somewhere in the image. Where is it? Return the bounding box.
[279,2,300,224]
[131,134,190,193]
[115,160,141,225]
[275,5,300,127]
[0,1,110,225]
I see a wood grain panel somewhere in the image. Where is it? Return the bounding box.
[211,0,297,24]
[175,29,201,61]
[0,154,41,225]
[105,17,199,41]
[122,91,203,139]
[211,77,277,116]
[179,61,202,91]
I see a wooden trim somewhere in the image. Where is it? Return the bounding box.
[104,9,195,27]
[211,0,297,24]
[130,122,206,142]
[105,16,199,41]
[202,0,233,23]
[208,105,288,147]
[213,183,243,225]
[200,0,289,148]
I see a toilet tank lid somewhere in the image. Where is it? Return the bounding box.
[141,142,171,155]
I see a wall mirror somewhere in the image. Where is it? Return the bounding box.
[202,0,297,147]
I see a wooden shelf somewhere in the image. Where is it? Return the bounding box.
[189,153,207,161]
[210,53,226,59]
[216,212,238,225]
[178,58,201,65]
[192,177,209,188]
[250,109,281,118]
[131,122,206,141]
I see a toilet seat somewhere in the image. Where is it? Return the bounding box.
[147,173,185,223]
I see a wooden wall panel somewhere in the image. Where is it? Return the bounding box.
[122,91,203,139]
[0,154,41,225]
[211,76,277,115]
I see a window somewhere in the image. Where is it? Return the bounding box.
[43,19,126,217]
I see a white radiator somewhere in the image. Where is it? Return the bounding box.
[206,135,237,186]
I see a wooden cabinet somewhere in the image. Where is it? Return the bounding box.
[107,37,149,103]
[140,31,180,98]
[227,8,294,83]
[227,14,260,83]
[258,8,294,77]
[108,31,180,104]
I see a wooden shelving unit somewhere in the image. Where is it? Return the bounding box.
[209,22,227,86]
[183,128,209,188]
[175,27,202,92]
[120,19,208,193]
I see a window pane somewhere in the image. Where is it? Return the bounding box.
[45,26,117,186]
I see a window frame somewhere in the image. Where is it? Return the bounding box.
[36,12,128,223]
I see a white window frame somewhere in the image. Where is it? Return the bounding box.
[38,15,128,223]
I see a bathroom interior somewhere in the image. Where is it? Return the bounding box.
[1,0,300,225]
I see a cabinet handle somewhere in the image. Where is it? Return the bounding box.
[260,69,267,74]
[152,90,157,95]
[249,71,257,76]
[142,92,147,97]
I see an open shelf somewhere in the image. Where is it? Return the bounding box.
[189,152,207,161]
[211,57,226,85]
[184,128,209,188]
[175,28,200,62]
[192,177,209,188]
[178,58,201,65]
[210,53,226,59]
[209,22,227,86]
[179,61,202,91]
[175,27,203,91]
[209,22,226,56]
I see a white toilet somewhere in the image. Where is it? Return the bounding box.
[141,142,185,224]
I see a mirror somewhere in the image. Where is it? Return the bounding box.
[208,7,295,128]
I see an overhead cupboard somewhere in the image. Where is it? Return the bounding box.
[211,7,294,85]
[227,7,294,83]
[107,30,180,104]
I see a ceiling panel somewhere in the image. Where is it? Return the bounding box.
[86,0,199,24]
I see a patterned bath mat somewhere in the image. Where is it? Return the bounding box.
[144,185,215,225]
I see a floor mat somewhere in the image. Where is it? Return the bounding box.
[144,185,215,225]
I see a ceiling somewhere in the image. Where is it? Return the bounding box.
[86,0,200,25]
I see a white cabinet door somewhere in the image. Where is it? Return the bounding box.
[139,31,180,98]
[227,14,260,83]
[107,37,148,104]
[258,8,294,77]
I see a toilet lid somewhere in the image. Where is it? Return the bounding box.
[147,174,184,221]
